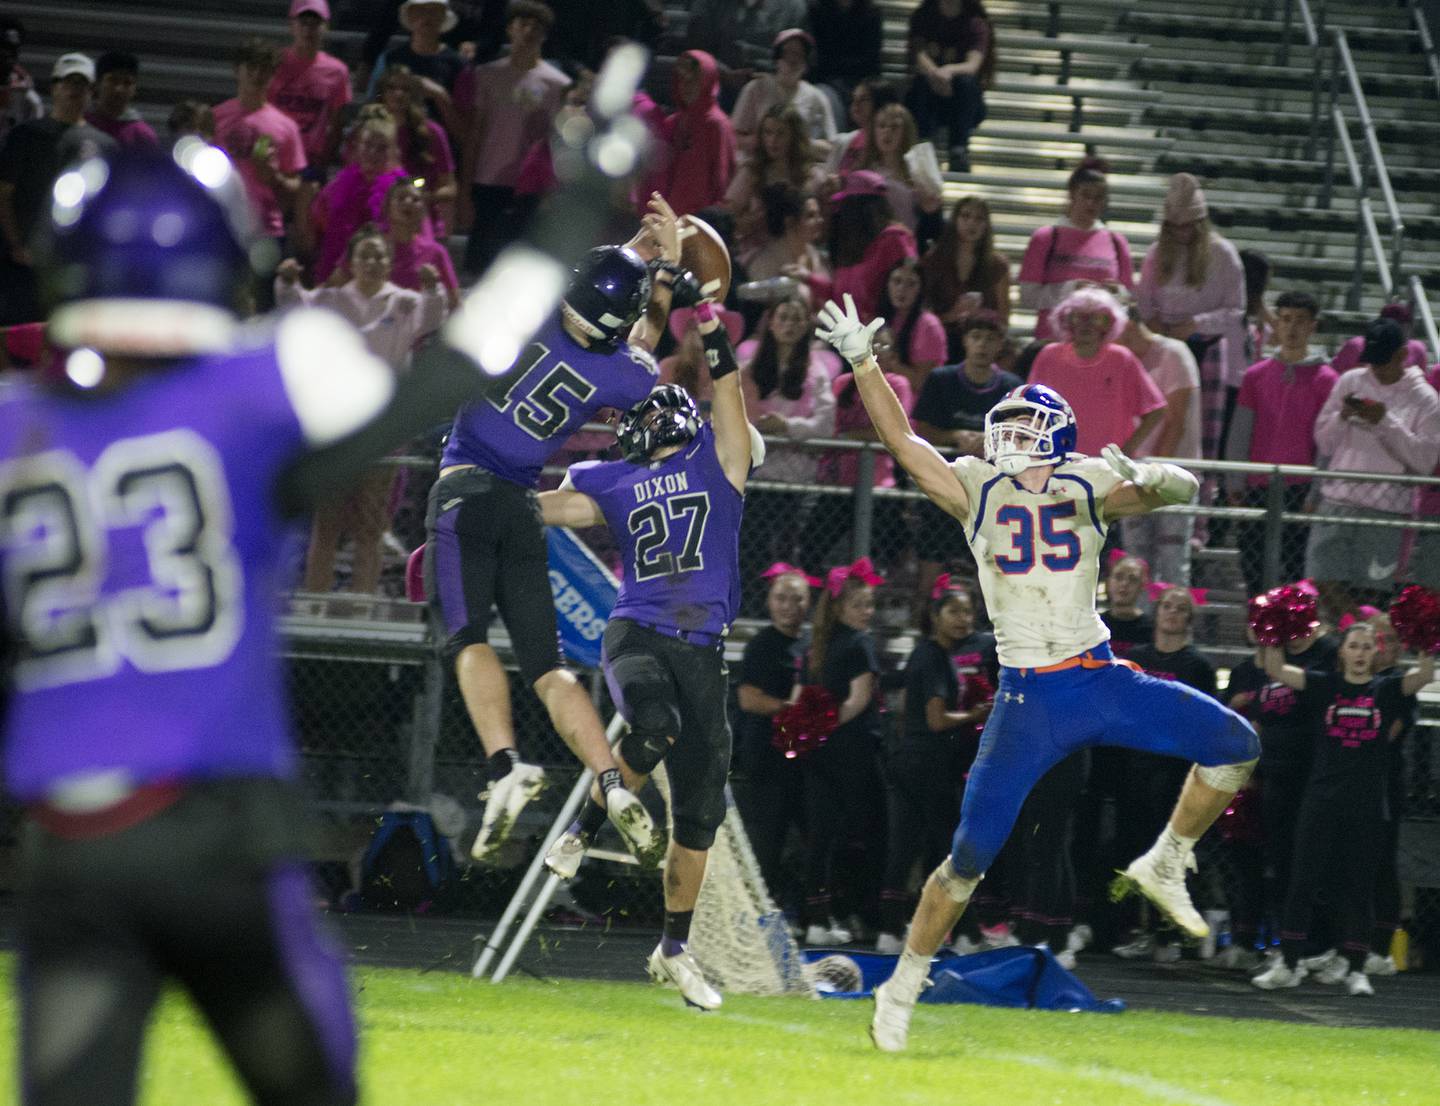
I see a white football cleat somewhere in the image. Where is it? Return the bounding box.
[1065,924,1093,954]
[1054,947,1078,971]
[1345,970,1375,996]
[647,944,722,1010]
[1311,954,1349,986]
[472,762,547,861]
[950,934,986,956]
[874,932,905,956]
[606,787,663,868]
[1121,849,1208,938]
[1111,932,1155,960]
[870,979,917,1052]
[1251,960,1306,990]
[543,830,587,880]
[1364,952,1398,976]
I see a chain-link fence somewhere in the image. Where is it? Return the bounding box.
[4,438,1439,963]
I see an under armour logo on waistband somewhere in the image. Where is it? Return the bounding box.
[1002,691,1025,704]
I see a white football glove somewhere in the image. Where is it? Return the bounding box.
[1101,443,1158,486]
[1102,443,1198,504]
[816,294,884,366]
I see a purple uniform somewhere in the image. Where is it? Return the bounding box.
[569,425,743,638]
[0,314,387,801]
[441,314,658,486]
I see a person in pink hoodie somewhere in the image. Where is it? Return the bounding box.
[1306,317,1440,619]
[658,50,736,216]
[828,169,918,322]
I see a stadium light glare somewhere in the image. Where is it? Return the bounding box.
[446,246,568,376]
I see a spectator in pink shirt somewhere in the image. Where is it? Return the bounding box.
[1224,290,1337,595]
[1028,285,1166,458]
[311,109,409,281]
[213,39,306,302]
[377,65,458,235]
[1137,173,1246,463]
[1410,362,1440,589]
[268,0,353,172]
[876,256,946,395]
[920,194,1010,362]
[85,53,158,148]
[828,170,918,323]
[457,1,567,274]
[1331,301,1432,374]
[657,50,737,217]
[381,177,459,308]
[1306,317,1440,620]
[1018,158,1134,340]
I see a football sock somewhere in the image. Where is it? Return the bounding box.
[487,748,520,782]
[573,796,608,841]
[598,767,623,798]
[890,948,931,1000]
[662,910,693,955]
[1160,825,1199,856]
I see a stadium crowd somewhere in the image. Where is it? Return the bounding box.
[1,0,1438,998]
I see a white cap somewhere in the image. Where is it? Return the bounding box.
[51,52,96,83]
[400,0,458,34]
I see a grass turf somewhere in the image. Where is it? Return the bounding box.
[2,961,1436,1105]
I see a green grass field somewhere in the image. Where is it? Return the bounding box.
[3,960,1437,1105]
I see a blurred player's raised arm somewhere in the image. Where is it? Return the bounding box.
[817,295,969,522]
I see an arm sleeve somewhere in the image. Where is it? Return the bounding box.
[1190,240,1246,336]
[909,312,948,368]
[1374,384,1440,474]
[1114,233,1136,291]
[1312,373,1350,457]
[784,364,837,438]
[1136,246,1159,322]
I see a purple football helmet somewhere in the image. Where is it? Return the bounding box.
[983,384,1078,475]
[41,139,259,354]
[560,245,651,349]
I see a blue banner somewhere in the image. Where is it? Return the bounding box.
[546,528,619,668]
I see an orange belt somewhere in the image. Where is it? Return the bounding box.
[1019,649,1142,677]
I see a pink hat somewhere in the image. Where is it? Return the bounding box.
[830,169,888,204]
[289,0,331,17]
[668,305,744,346]
[1161,172,1208,224]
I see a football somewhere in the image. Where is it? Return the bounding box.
[677,214,732,304]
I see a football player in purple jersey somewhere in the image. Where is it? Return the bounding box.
[426,194,694,868]
[0,86,650,1098]
[536,302,758,1009]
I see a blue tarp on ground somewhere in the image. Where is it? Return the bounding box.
[805,946,1126,1013]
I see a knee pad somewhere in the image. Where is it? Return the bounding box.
[618,697,679,775]
[934,857,983,905]
[1197,758,1257,793]
[672,816,719,852]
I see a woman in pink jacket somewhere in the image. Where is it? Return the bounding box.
[828,170,918,322]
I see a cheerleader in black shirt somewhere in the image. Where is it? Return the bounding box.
[1113,584,1217,961]
[1252,623,1434,995]
[799,560,886,945]
[877,580,994,953]
[734,566,816,918]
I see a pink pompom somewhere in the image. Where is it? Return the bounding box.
[958,671,994,741]
[1389,585,1440,653]
[1247,584,1319,646]
[771,685,839,760]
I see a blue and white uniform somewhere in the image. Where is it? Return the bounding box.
[945,453,1259,880]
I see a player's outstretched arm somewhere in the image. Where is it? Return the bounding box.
[627,192,681,354]
[696,303,753,492]
[817,295,969,521]
[1401,651,1436,698]
[1099,443,1200,520]
[1259,644,1307,690]
[538,477,606,528]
